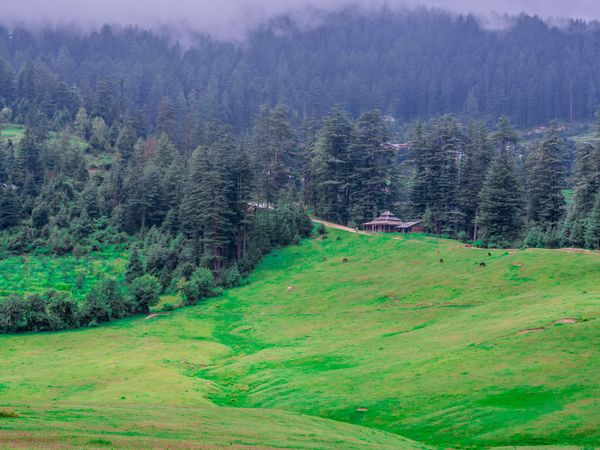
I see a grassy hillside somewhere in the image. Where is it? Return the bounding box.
[0,248,126,301]
[1,229,598,448]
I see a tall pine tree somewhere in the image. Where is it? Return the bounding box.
[477,117,523,246]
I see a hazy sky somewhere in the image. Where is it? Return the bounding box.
[3,0,599,38]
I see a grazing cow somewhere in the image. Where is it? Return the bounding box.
[488,252,492,257]
[439,258,444,263]
[479,262,486,268]
[287,286,295,293]
[342,258,349,263]
[465,244,474,248]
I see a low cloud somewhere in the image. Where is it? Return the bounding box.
[3,0,599,39]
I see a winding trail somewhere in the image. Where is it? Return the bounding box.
[311,218,373,235]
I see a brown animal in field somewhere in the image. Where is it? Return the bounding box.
[465,244,474,248]
[287,286,295,293]
[488,252,492,257]
[342,258,349,263]
[439,258,444,263]
[479,262,486,268]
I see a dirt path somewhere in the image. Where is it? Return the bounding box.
[311,218,373,236]
[313,219,600,255]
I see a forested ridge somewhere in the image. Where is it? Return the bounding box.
[3,10,600,133]
[2,9,600,333]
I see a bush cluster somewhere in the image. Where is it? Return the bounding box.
[0,275,161,333]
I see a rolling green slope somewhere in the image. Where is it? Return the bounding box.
[1,229,598,448]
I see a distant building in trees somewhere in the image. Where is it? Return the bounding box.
[384,142,409,151]
[362,211,422,233]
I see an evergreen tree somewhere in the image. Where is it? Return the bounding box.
[0,188,20,229]
[181,145,232,275]
[526,121,566,228]
[15,128,41,187]
[477,118,523,246]
[458,121,493,239]
[125,245,144,283]
[74,107,89,139]
[562,109,600,245]
[230,142,254,262]
[95,78,115,124]
[409,122,428,217]
[348,110,392,225]
[584,193,600,249]
[0,58,15,104]
[252,105,296,206]
[311,108,353,224]
[157,96,176,139]
[115,126,137,161]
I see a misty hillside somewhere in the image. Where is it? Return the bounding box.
[1,9,600,134]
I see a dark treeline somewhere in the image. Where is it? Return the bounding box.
[305,109,600,249]
[3,10,600,135]
[2,101,600,332]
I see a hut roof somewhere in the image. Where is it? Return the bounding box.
[363,211,403,226]
[396,221,421,229]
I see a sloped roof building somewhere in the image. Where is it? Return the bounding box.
[362,211,422,233]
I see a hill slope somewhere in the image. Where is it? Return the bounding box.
[1,229,599,448]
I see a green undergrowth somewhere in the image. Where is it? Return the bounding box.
[0,247,126,301]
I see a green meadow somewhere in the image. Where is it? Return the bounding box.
[0,249,127,301]
[0,229,599,448]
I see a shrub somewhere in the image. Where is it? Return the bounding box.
[48,227,73,255]
[317,223,327,236]
[25,294,52,331]
[0,296,29,333]
[221,264,241,289]
[46,291,79,329]
[295,209,313,237]
[180,267,215,305]
[90,278,131,319]
[80,289,112,325]
[130,274,162,314]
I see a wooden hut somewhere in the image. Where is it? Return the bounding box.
[363,212,423,233]
[397,221,422,233]
[362,211,404,232]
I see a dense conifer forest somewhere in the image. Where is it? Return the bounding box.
[2,9,600,332]
[3,10,600,131]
